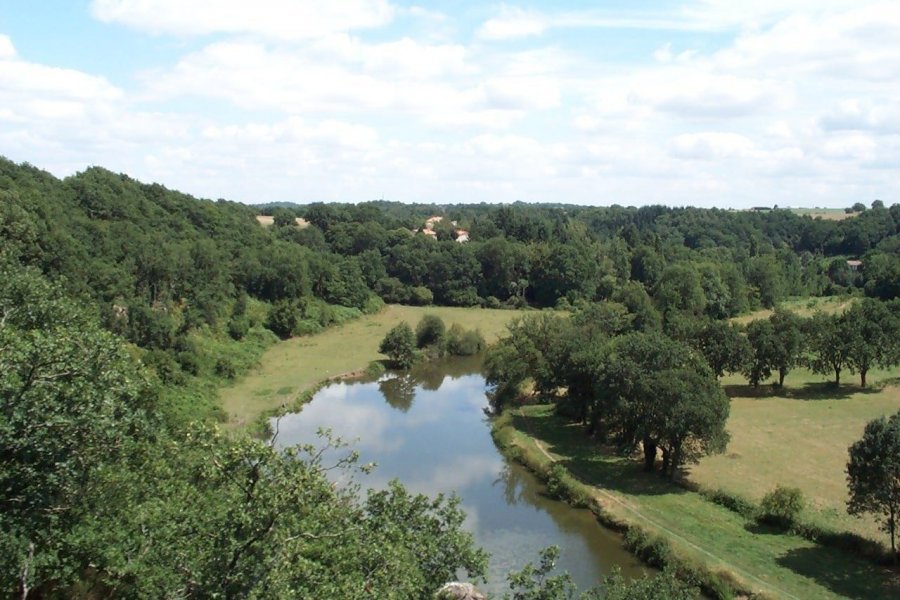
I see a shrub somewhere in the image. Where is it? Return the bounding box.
[378,322,418,369]
[215,357,238,379]
[446,324,485,356]
[483,295,501,309]
[227,315,250,340]
[409,286,434,306]
[266,300,299,339]
[758,485,804,529]
[415,314,446,348]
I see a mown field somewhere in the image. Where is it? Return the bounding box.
[504,404,900,600]
[219,304,531,426]
[691,366,900,542]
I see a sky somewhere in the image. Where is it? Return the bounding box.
[0,1,899,207]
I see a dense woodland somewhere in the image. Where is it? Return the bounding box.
[2,155,900,597]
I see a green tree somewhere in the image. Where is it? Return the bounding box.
[653,263,706,319]
[379,322,417,368]
[502,546,698,600]
[743,320,777,386]
[747,255,785,308]
[697,319,750,379]
[271,208,296,228]
[0,264,153,595]
[594,332,728,475]
[266,299,300,339]
[415,314,446,348]
[805,312,851,385]
[843,299,900,387]
[769,308,805,386]
[847,411,900,561]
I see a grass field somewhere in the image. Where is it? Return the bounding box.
[731,295,855,325]
[504,404,900,600]
[789,208,857,221]
[218,304,531,426]
[690,366,900,542]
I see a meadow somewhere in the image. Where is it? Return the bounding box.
[218,304,531,426]
[502,403,900,599]
[690,366,900,542]
[730,295,855,325]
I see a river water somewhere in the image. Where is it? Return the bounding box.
[273,357,645,594]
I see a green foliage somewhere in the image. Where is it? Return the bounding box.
[266,299,300,338]
[847,411,900,558]
[416,313,446,348]
[445,323,486,356]
[0,264,154,594]
[697,319,749,378]
[804,311,852,385]
[503,546,580,600]
[379,321,418,368]
[759,486,805,529]
[842,298,900,387]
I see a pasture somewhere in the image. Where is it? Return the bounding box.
[218,304,531,426]
[504,404,900,599]
[690,366,900,543]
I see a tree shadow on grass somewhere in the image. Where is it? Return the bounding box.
[724,382,880,401]
[776,546,900,600]
[511,409,685,498]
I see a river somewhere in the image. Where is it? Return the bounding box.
[273,356,645,595]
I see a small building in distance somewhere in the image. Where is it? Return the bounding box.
[846,259,862,272]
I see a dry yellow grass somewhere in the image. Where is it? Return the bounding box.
[255,215,309,227]
[789,208,857,221]
[218,304,531,427]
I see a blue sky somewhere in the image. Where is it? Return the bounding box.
[0,1,898,207]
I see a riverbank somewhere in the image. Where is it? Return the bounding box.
[219,305,532,427]
[492,404,900,600]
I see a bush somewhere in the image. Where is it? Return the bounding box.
[446,324,485,356]
[409,286,433,306]
[215,357,238,379]
[415,314,446,348]
[266,300,299,339]
[702,489,756,519]
[227,315,250,340]
[624,528,672,569]
[758,485,804,529]
[378,322,418,369]
[483,295,501,309]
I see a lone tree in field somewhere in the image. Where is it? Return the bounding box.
[379,322,417,369]
[847,411,900,561]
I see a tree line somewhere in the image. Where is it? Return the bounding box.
[485,296,900,481]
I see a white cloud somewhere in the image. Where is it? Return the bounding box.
[90,0,395,40]
[477,6,547,40]
[0,35,15,59]
[819,100,900,134]
[670,132,756,160]
[627,71,790,118]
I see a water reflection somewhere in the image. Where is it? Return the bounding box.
[274,357,645,594]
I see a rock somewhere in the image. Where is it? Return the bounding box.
[434,581,487,600]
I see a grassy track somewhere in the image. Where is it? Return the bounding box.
[218,304,530,426]
[505,404,900,599]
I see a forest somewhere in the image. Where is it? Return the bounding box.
[2,155,900,598]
